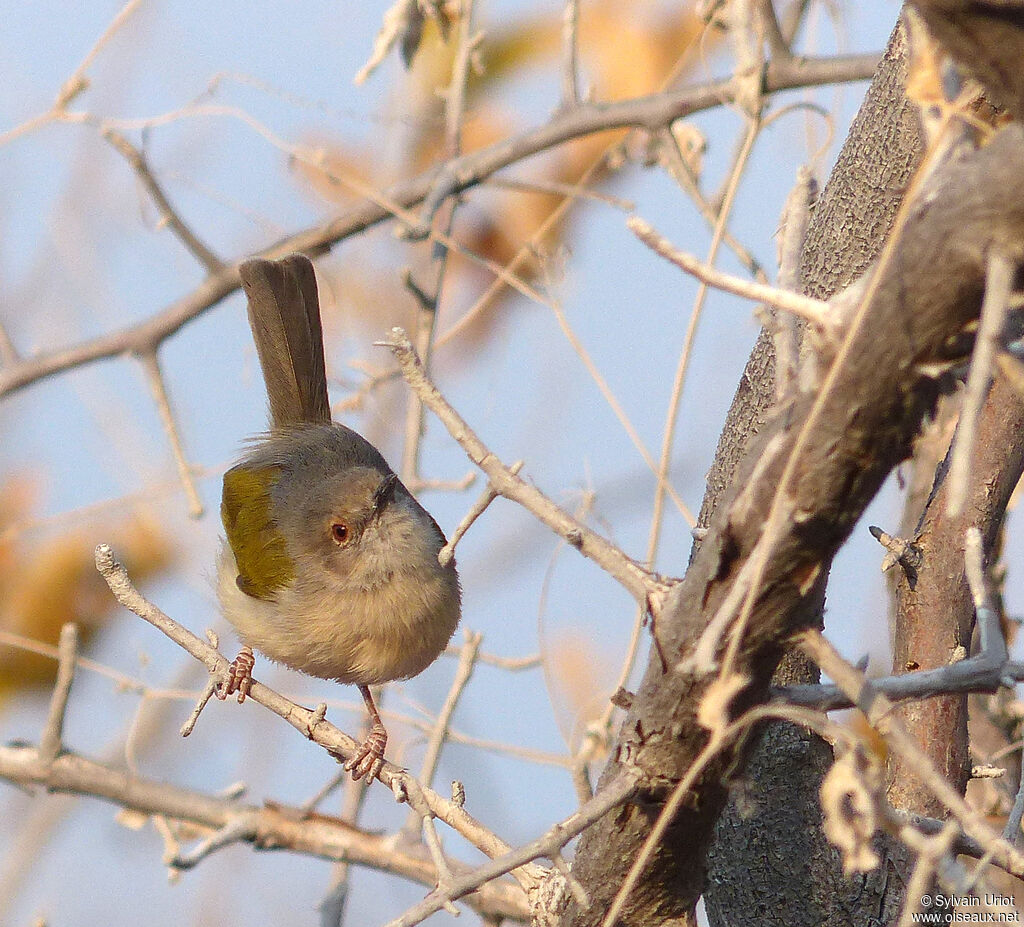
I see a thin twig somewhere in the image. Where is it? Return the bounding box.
[560,0,582,109]
[136,350,204,518]
[38,624,79,765]
[1003,770,1024,846]
[402,782,460,915]
[440,461,523,566]
[381,329,667,604]
[179,679,219,737]
[964,526,1006,664]
[656,126,766,281]
[553,850,589,909]
[0,629,198,700]
[773,166,817,396]
[0,320,19,365]
[484,176,633,211]
[400,0,478,489]
[947,251,1016,517]
[629,216,831,326]
[382,770,640,927]
[0,0,142,149]
[318,762,373,925]
[468,649,541,671]
[404,629,482,835]
[170,815,259,870]
[547,292,695,526]
[102,128,222,272]
[896,822,961,927]
[759,0,790,58]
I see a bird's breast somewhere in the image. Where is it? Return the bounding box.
[217,546,460,686]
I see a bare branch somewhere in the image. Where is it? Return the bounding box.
[103,128,222,272]
[440,461,523,566]
[0,741,529,921]
[629,217,832,326]
[92,543,525,874]
[38,624,79,766]
[560,0,582,109]
[947,250,1017,516]
[179,679,219,737]
[383,770,640,927]
[0,50,878,403]
[381,329,668,605]
[137,350,204,518]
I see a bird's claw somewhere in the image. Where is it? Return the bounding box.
[216,646,255,703]
[344,722,387,781]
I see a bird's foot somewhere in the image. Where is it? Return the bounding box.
[216,646,254,703]
[343,722,388,782]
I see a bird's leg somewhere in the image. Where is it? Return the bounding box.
[344,685,388,781]
[216,645,255,703]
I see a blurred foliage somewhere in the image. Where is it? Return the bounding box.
[0,476,176,704]
[547,630,616,756]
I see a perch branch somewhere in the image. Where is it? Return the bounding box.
[381,328,668,605]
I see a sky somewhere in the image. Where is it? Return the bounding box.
[0,2,990,925]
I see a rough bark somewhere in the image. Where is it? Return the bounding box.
[888,375,1024,814]
[706,19,922,927]
[565,105,1024,927]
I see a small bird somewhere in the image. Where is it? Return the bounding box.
[216,254,461,780]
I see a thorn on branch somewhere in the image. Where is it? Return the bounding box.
[868,524,923,587]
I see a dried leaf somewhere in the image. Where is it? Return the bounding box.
[820,746,882,875]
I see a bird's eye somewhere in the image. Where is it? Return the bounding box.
[330,522,350,544]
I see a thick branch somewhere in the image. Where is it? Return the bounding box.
[888,368,1024,815]
[565,122,1024,927]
